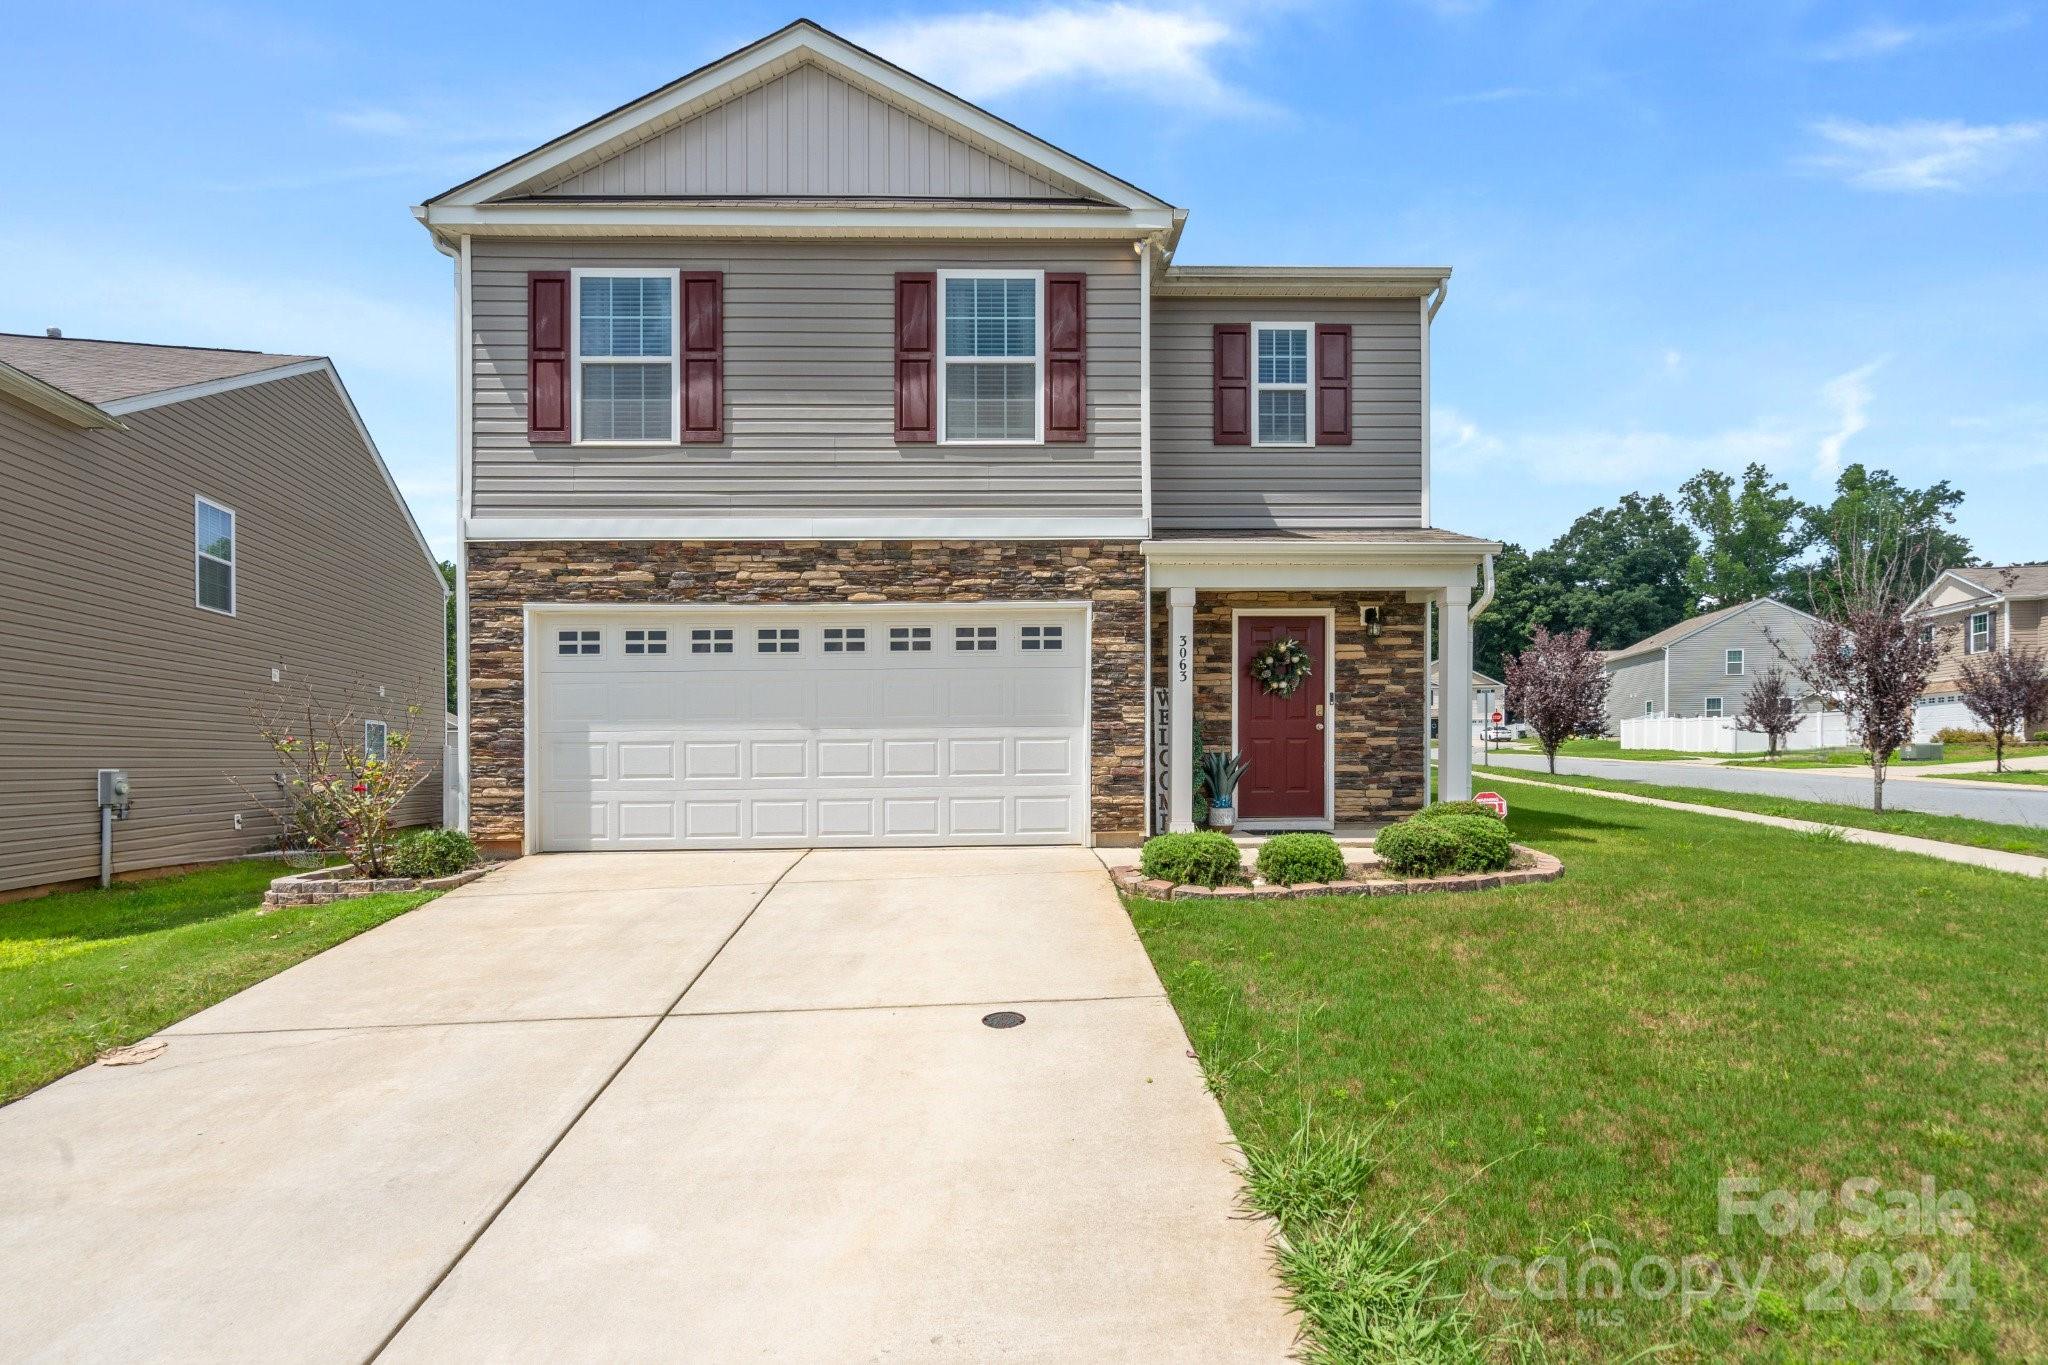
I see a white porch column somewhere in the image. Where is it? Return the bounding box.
[1167,587,1197,832]
[1438,584,1474,802]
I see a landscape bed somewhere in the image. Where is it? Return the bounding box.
[1129,779,2047,1359]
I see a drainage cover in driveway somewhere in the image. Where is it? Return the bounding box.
[981,1011,1026,1029]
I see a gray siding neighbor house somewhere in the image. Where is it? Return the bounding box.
[1600,598,1821,732]
[0,334,447,896]
[417,20,1501,856]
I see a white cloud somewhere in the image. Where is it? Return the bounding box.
[1810,11,2027,61]
[1434,360,1889,486]
[1802,117,2048,191]
[1815,359,1884,475]
[851,4,1256,111]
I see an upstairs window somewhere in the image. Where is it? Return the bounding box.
[1252,324,1311,446]
[1967,612,1992,654]
[194,496,236,615]
[940,273,1040,443]
[1725,648,1745,676]
[574,269,677,444]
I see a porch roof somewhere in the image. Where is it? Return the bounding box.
[1140,528,1500,591]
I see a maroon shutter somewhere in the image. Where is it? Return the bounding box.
[1044,272,1087,442]
[680,271,723,443]
[526,271,570,443]
[1212,324,1250,445]
[894,272,937,443]
[1314,323,1352,446]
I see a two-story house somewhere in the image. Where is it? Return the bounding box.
[1908,564,2048,740]
[1600,597,1823,732]
[416,20,1499,856]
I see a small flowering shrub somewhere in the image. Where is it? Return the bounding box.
[237,683,434,877]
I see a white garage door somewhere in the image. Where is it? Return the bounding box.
[1913,694,1976,742]
[533,607,1089,850]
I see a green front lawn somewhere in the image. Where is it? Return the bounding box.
[1481,765,2048,861]
[1728,742,2048,770]
[1496,736,1727,762]
[1132,781,2047,1360]
[1925,769,2048,787]
[1,861,435,1105]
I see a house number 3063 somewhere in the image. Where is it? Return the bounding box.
[1175,633,1191,684]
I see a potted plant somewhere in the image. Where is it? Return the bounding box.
[1199,750,1250,829]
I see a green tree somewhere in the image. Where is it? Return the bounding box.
[1793,465,1970,614]
[1531,492,1698,650]
[1677,463,1806,607]
[1474,543,1544,683]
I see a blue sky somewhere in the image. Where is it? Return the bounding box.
[8,2,2044,562]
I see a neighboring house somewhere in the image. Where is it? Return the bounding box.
[1428,665,1505,733]
[1907,565,2048,740]
[0,333,447,896]
[416,20,1499,853]
[1601,598,1821,732]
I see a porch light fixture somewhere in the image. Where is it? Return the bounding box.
[1361,605,1382,638]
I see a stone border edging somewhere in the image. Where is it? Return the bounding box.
[1113,844,1562,901]
[263,864,491,908]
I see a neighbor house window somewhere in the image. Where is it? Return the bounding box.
[1644,701,1657,715]
[940,272,1040,443]
[1919,624,1935,645]
[194,496,236,615]
[1252,324,1311,446]
[1725,648,1744,676]
[574,269,678,444]
[1704,697,1724,717]
[364,720,389,764]
[1967,612,1992,654]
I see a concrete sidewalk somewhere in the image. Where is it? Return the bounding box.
[0,848,1296,1362]
[1485,771,2048,878]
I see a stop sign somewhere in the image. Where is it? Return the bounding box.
[1491,711,1503,723]
[1474,791,1509,819]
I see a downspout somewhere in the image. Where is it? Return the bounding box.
[1471,552,1495,620]
[1427,279,1449,322]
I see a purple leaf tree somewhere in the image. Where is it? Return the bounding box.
[1505,625,1610,774]
[1732,666,1803,760]
[1787,520,1943,811]
[1958,644,2048,773]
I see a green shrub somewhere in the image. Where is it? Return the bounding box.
[1412,799,1504,824]
[1374,813,1513,878]
[389,827,478,879]
[1934,727,1992,745]
[1138,831,1244,888]
[1256,832,1348,886]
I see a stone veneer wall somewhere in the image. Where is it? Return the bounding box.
[1151,591,1427,823]
[465,540,1147,851]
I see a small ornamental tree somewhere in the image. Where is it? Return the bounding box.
[1505,625,1610,774]
[1785,521,1943,812]
[1958,644,2048,772]
[1733,666,1803,759]
[235,682,434,876]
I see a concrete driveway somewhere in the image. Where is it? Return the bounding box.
[0,848,1294,1362]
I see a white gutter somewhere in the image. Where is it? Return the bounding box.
[1472,552,1496,620]
[1427,279,1450,322]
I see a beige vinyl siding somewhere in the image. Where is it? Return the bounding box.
[1150,297,1424,530]
[1921,600,2031,692]
[0,373,446,894]
[468,238,1142,522]
[536,63,1071,200]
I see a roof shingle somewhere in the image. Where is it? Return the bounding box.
[0,333,313,406]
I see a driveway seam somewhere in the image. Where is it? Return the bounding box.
[361,848,812,1363]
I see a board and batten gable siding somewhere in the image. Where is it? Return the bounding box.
[535,62,1072,200]
[1150,297,1423,530]
[0,372,445,894]
[1601,651,1666,732]
[468,239,1141,523]
[1664,602,1816,719]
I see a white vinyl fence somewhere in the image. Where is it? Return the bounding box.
[1620,711,1850,754]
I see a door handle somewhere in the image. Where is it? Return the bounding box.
[1314,722,1325,731]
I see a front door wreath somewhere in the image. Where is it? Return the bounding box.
[1249,637,1314,698]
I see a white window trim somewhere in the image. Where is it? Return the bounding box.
[936,268,1045,447]
[364,719,389,763]
[1725,648,1745,676]
[1967,611,1992,654]
[194,494,236,617]
[1704,696,1724,717]
[569,266,681,447]
[1251,321,1314,448]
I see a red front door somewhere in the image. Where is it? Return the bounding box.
[1236,615,1327,820]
